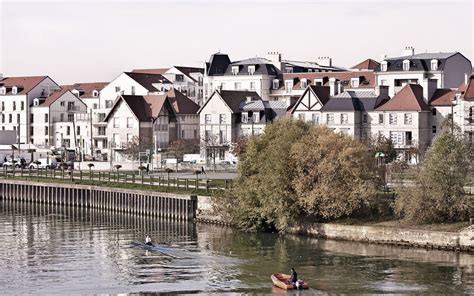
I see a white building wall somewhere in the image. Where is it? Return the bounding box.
[105,100,140,148]
[100,73,149,108]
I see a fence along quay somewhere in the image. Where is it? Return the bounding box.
[0,179,197,220]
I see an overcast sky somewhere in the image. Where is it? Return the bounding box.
[0,0,472,84]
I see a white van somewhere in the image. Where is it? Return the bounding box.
[29,158,58,169]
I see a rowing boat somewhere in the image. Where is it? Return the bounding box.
[131,241,180,258]
[271,273,309,290]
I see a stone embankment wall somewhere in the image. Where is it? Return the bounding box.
[196,195,473,252]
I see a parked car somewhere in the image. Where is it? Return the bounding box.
[28,158,58,169]
[3,157,27,169]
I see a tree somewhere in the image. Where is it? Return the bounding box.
[365,134,397,164]
[123,135,152,161]
[168,139,187,172]
[394,124,472,223]
[290,127,379,220]
[201,133,223,172]
[230,135,253,157]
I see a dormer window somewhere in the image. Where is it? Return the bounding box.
[301,79,307,89]
[33,99,40,106]
[314,78,323,86]
[284,80,293,91]
[431,59,438,71]
[241,112,248,123]
[12,86,18,95]
[92,90,99,97]
[248,66,255,75]
[285,67,293,73]
[272,79,279,89]
[351,77,360,88]
[403,60,410,71]
[115,86,121,93]
[232,66,239,75]
[0,87,5,95]
[381,61,388,72]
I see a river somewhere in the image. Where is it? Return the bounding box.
[0,200,472,295]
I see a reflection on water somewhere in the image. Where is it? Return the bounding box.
[0,200,472,295]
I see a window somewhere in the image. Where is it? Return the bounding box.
[250,82,255,90]
[115,86,121,93]
[219,114,226,124]
[273,80,279,89]
[234,82,241,90]
[431,59,438,71]
[469,107,474,120]
[285,67,293,73]
[232,66,239,75]
[45,114,49,122]
[127,133,133,142]
[113,118,119,128]
[432,108,437,116]
[205,114,211,124]
[285,80,293,91]
[314,79,323,86]
[219,149,225,160]
[66,126,71,136]
[327,114,334,124]
[403,60,410,71]
[131,86,135,95]
[253,112,260,123]
[98,127,106,136]
[13,101,16,111]
[17,114,20,123]
[204,130,210,141]
[362,130,368,140]
[12,86,17,95]
[312,114,320,125]
[381,61,387,72]
[21,101,24,111]
[45,126,48,135]
[68,114,74,122]
[0,87,5,95]
[248,66,255,75]
[241,112,248,123]
[181,130,185,139]
[219,130,224,144]
[93,103,98,109]
[379,114,384,124]
[77,126,80,136]
[60,101,65,107]
[351,78,360,88]
[298,113,305,121]
[1,114,4,123]
[113,133,120,145]
[193,129,197,138]
[9,114,12,123]
[361,114,368,124]
[127,117,133,128]
[404,113,412,125]
[341,113,348,124]
[301,79,307,89]
[105,100,113,108]
[389,113,397,125]
[92,90,98,97]
[432,125,437,134]
[176,74,184,82]
[1,102,4,111]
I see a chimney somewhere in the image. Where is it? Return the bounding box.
[375,85,389,98]
[422,78,437,103]
[465,73,470,85]
[329,78,339,96]
[403,46,415,56]
[317,56,332,67]
[266,51,283,70]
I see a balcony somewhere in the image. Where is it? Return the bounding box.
[67,105,81,112]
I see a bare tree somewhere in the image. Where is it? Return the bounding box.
[122,135,152,161]
[201,132,224,172]
[167,139,187,172]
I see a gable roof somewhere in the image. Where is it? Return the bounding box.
[376,84,429,111]
[351,59,380,70]
[62,82,108,98]
[198,90,261,114]
[40,88,71,107]
[322,90,388,112]
[0,76,49,95]
[429,89,456,106]
[131,68,169,75]
[104,95,172,123]
[290,85,330,114]
[166,88,200,114]
[124,72,172,92]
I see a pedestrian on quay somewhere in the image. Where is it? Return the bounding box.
[201,166,206,175]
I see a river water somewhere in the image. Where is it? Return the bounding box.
[0,200,472,295]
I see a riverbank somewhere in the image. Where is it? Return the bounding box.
[196,196,474,253]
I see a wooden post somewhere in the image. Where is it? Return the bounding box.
[80,170,83,181]
[206,179,210,193]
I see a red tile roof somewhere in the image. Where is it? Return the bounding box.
[463,74,474,100]
[376,84,429,111]
[350,59,380,70]
[429,89,456,106]
[40,89,70,107]
[166,88,200,114]
[131,68,169,75]
[62,82,108,98]
[0,76,48,95]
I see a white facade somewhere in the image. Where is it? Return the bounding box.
[163,67,203,105]
[204,74,274,101]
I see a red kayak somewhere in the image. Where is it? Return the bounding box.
[271,273,309,290]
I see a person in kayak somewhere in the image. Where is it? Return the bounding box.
[290,268,297,283]
[145,235,153,246]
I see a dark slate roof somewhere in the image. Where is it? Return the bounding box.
[166,88,200,114]
[376,84,430,111]
[124,72,172,92]
[206,53,231,76]
[321,90,388,112]
[377,52,460,72]
[104,95,172,122]
[218,90,261,113]
[224,58,279,76]
[174,66,204,82]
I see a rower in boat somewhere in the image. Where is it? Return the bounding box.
[145,235,153,246]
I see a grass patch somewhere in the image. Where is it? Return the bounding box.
[333,218,470,232]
